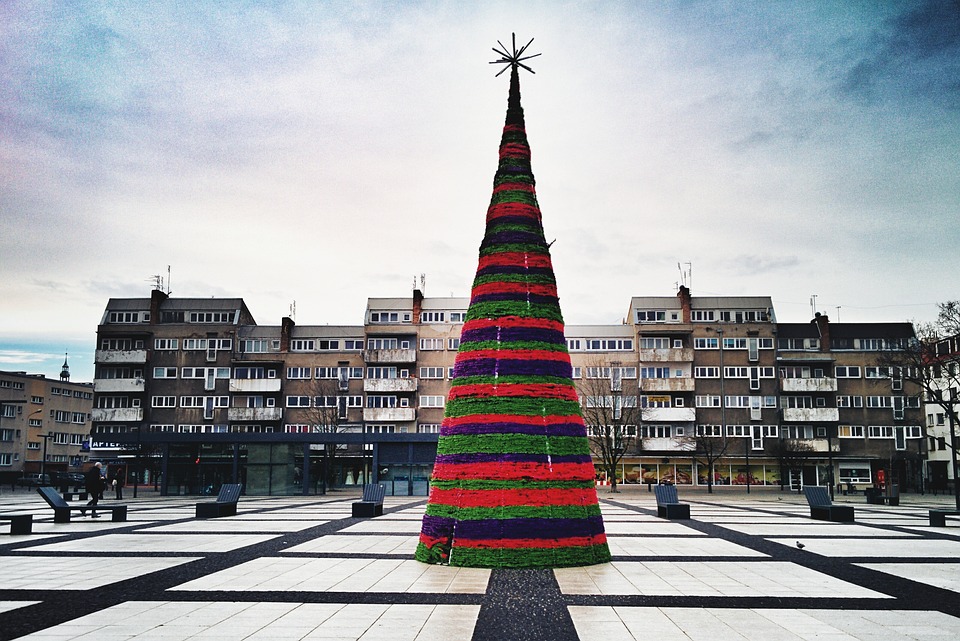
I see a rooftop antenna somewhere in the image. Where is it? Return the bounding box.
[810,294,818,317]
[420,273,426,292]
[677,262,692,290]
[836,306,841,322]
[289,300,296,321]
[167,265,172,294]
[148,274,163,291]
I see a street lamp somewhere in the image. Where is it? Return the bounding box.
[39,432,54,483]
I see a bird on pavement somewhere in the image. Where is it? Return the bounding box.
[796,541,805,550]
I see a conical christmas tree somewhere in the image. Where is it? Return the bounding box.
[416,38,611,569]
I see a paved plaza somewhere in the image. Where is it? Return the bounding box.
[1,487,959,640]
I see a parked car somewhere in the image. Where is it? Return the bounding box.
[53,472,85,488]
[15,473,51,487]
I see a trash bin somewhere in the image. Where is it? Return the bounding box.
[864,487,882,504]
[886,484,899,507]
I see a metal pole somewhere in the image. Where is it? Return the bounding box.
[746,435,750,494]
[950,389,959,511]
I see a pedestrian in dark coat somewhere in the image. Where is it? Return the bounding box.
[83,462,105,517]
[111,467,125,500]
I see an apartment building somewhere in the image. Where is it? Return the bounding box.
[0,366,93,483]
[90,286,926,496]
[923,332,960,492]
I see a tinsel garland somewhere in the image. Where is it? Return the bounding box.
[436,434,589,456]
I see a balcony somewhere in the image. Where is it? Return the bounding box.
[364,378,418,393]
[363,407,416,422]
[641,437,696,452]
[94,378,145,393]
[363,349,417,364]
[91,407,143,422]
[229,379,282,393]
[228,407,283,422]
[781,377,838,393]
[95,349,147,364]
[639,348,694,363]
[782,408,840,423]
[642,407,697,422]
[640,378,695,393]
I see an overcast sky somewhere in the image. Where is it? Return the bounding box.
[2,1,958,383]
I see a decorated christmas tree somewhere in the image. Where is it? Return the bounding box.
[416,36,611,568]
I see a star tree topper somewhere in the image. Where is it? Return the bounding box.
[489,33,541,76]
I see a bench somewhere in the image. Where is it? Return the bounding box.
[929,510,960,527]
[352,483,386,518]
[654,484,690,519]
[36,486,127,523]
[0,514,33,535]
[195,483,242,518]
[803,486,855,522]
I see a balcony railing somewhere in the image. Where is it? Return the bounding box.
[638,348,694,362]
[363,407,416,422]
[364,378,418,393]
[782,408,840,422]
[95,349,147,364]
[228,379,282,393]
[363,349,417,364]
[93,378,145,393]
[91,407,143,422]
[642,407,697,422]
[228,407,283,422]
[781,377,838,393]
[640,378,695,393]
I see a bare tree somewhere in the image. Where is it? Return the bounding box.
[303,374,351,492]
[691,427,729,494]
[577,362,644,493]
[769,438,816,492]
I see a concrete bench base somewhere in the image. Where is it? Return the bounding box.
[54,505,127,523]
[0,514,33,535]
[352,502,383,518]
[930,510,960,527]
[811,505,855,522]
[657,503,690,520]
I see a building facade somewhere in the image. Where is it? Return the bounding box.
[89,286,927,496]
[0,367,94,484]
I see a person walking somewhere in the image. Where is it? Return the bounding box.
[82,462,105,518]
[111,467,125,500]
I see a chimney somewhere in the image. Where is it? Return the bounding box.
[677,286,692,324]
[812,312,830,352]
[281,316,295,352]
[413,288,424,325]
[149,288,168,324]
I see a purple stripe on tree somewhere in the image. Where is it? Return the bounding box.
[441,422,586,437]
[434,453,592,465]
[453,359,572,379]
[420,515,605,540]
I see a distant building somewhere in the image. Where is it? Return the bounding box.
[89,286,927,496]
[923,333,959,492]
[0,365,94,483]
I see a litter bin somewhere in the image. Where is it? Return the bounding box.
[864,487,882,504]
[886,484,899,507]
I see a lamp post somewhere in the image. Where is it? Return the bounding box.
[39,432,54,483]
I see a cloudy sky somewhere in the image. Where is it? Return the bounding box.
[2,0,958,383]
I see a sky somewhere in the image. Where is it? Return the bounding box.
[2,0,958,384]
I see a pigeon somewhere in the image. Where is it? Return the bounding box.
[796,541,805,550]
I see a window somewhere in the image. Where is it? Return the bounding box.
[640,367,671,379]
[367,338,398,350]
[696,425,723,437]
[367,367,398,379]
[72,412,86,424]
[370,311,403,323]
[155,338,179,350]
[153,367,177,379]
[695,395,721,407]
[567,339,582,351]
[636,310,666,322]
[836,395,863,408]
[691,310,715,321]
[290,339,315,351]
[420,367,445,379]
[420,312,445,322]
[722,337,748,349]
[344,339,364,350]
[0,453,10,466]
[782,425,814,439]
[100,338,132,351]
[316,367,363,379]
[419,338,444,350]
[865,366,893,379]
[152,396,176,408]
[188,311,235,323]
[835,366,861,378]
[694,367,719,378]
[420,395,445,408]
[419,423,442,433]
[448,338,460,350]
[782,396,813,409]
[585,339,633,351]
[240,339,269,353]
[108,311,145,323]
[868,425,895,439]
[233,367,266,379]
[694,337,718,349]
[838,425,864,438]
[286,396,312,407]
[367,396,398,408]
[316,340,339,350]
[867,396,894,408]
[287,367,312,379]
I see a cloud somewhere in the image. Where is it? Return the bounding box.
[0,349,51,365]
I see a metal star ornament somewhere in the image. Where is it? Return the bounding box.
[489,33,541,77]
